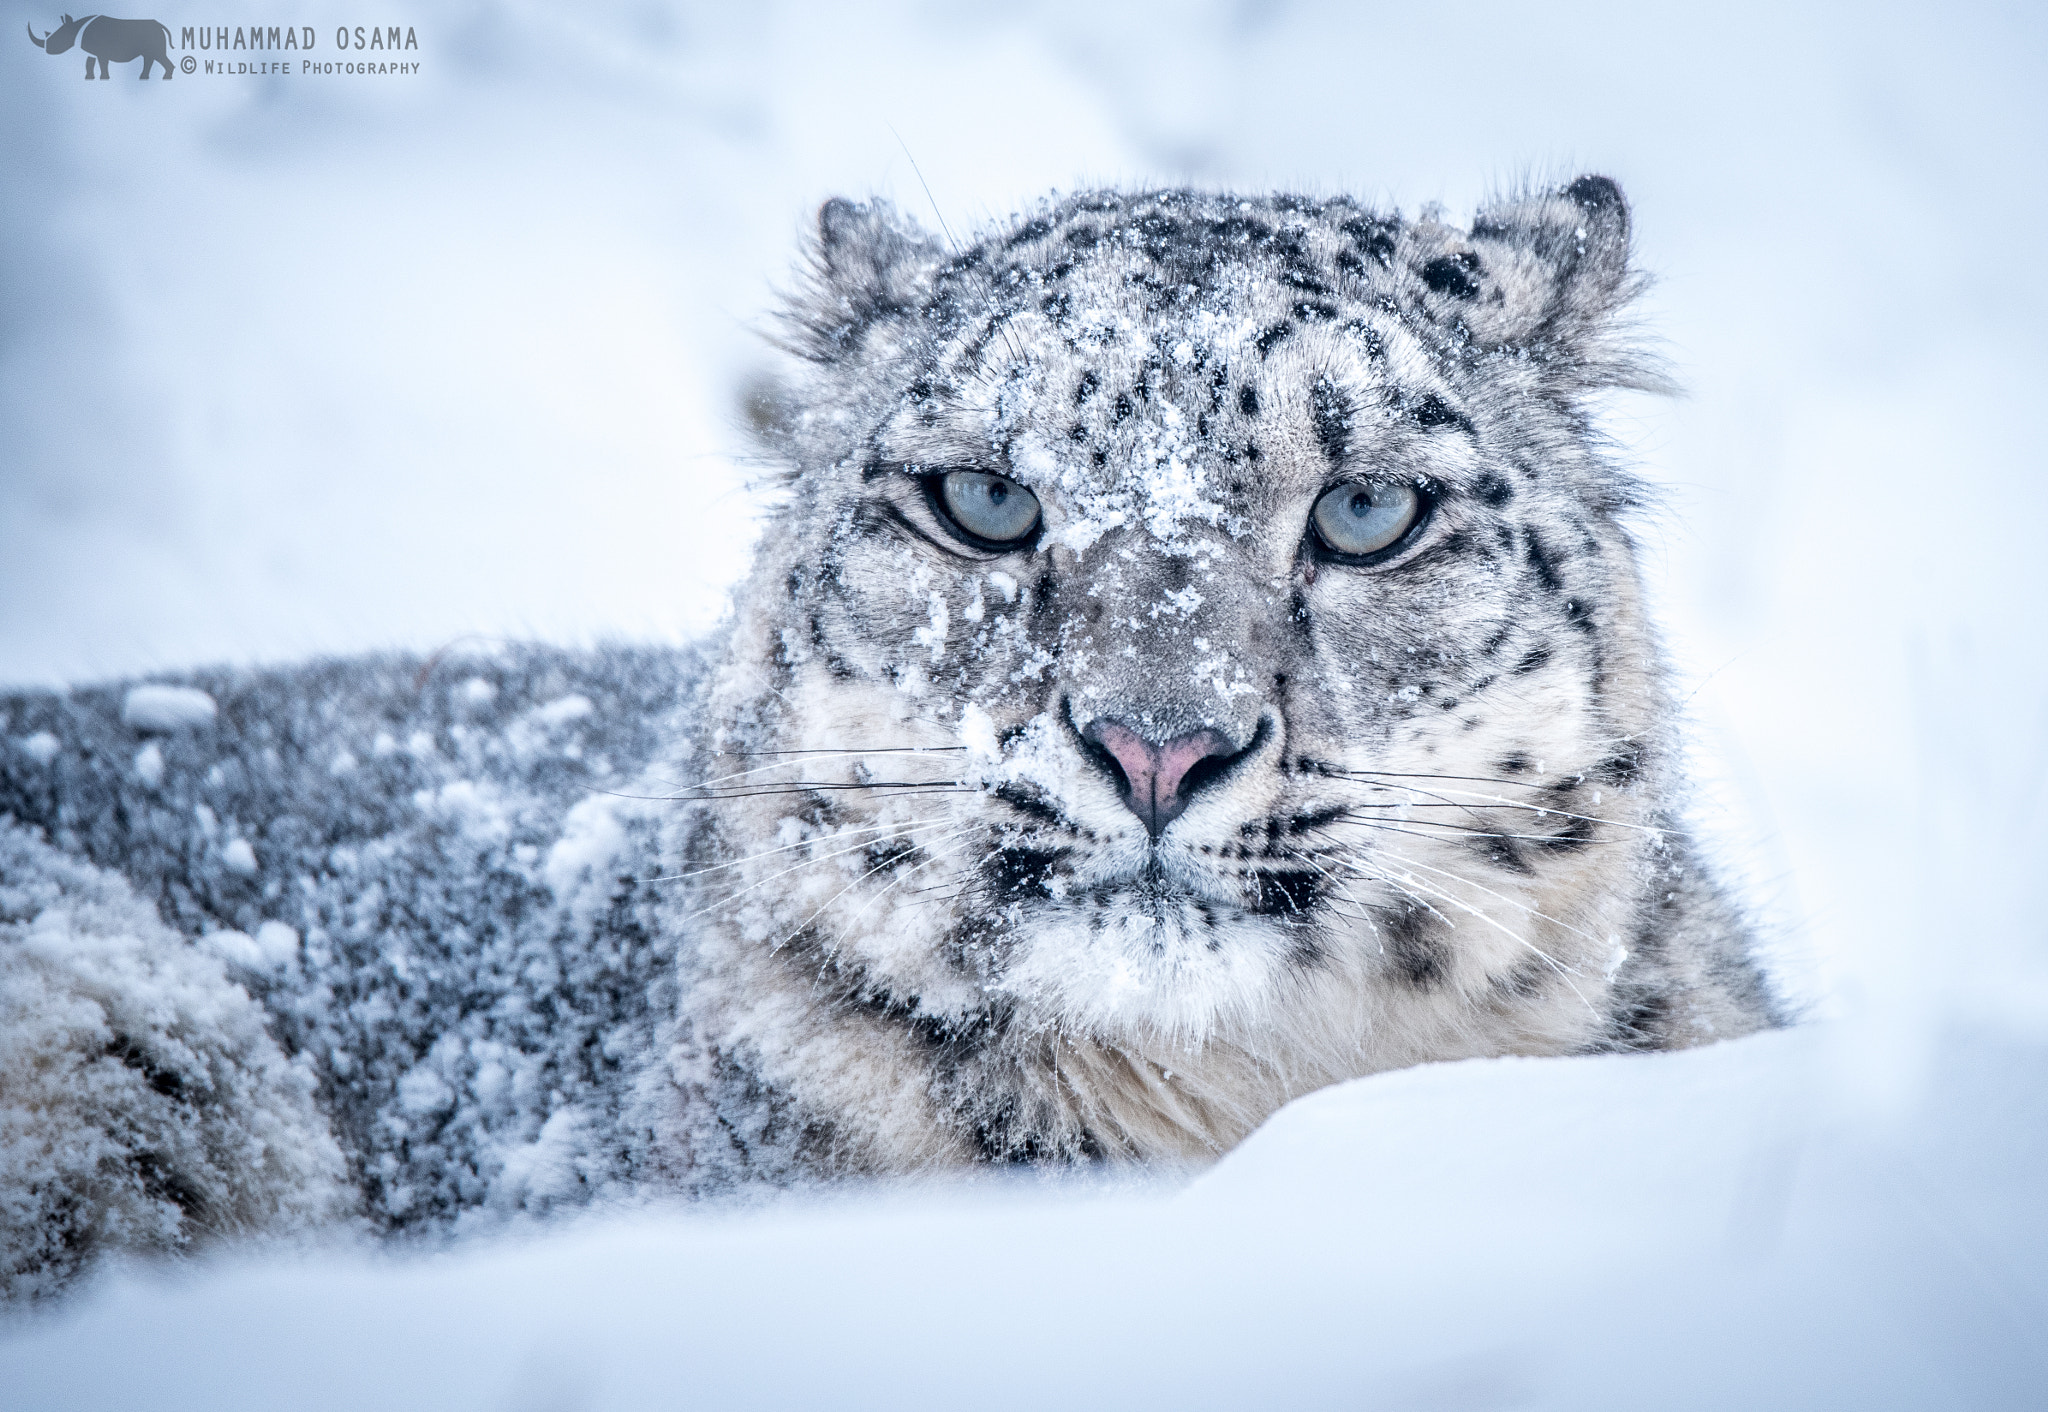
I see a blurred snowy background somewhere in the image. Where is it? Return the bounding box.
[3,1,2045,1406]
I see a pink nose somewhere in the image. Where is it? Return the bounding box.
[1082,719,1240,840]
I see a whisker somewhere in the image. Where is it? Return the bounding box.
[665,747,969,793]
[1276,847,1387,951]
[768,828,980,955]
[1335,782,1661,836]
[648,815,957,883]
[1332,812,1620,847]
[1315,851,1600,1017]
[676,820,975,919]
[667,782,976,801]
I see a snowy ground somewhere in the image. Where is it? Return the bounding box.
[7,1024,2045,1409]
[3,0,2046,1404]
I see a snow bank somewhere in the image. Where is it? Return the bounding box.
[5,1023,2041,1410]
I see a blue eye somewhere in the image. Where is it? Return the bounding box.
[939,471,1041,546]
[1311,482,1425,558]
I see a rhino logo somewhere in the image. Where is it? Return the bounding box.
[26,13,174,79]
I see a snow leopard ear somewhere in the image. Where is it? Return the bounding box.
[791,197,946,363]
[1411,176,1665,392]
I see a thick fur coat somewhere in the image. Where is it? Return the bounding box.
[0,178,1780,1303]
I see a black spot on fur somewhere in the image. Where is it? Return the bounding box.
[1113,392,1134,422]
[1347,321,1385,358]
[1472,472,1513,506]
[1420,251,1482,300]
[1386,906,1446,989]
[1075,370,1099,404]
[1254,322,1294,358]
[109,1039,185,1101]
[1480,834,1533,874]
[1310,377,1351,464]
[1534,815,1596,853]
[1605,987,1671,1050]
[1563,598,1596,634]
[1497,753,1531,774]
[1247,871,1322,917]
[1513,645,1551,676]
[1340,216,1398,266]
[1412,395,1462,430]
[1592,742,1642,788]
[1564,175,1626,220]
[1238,385,1260,417]
[1005,217,1054,249]
[1524,530,1565,594]
[133,1151,208,1225]
[983,847,1059,902]
[1490,959,1550,1002]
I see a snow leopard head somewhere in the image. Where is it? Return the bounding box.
[691,179,1672,1070]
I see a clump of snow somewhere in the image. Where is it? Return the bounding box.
[220,840,258,877]
[204,922,300,972]
[543,796,634,936]
[18,732,59,765]
[120,686,217,733]
[132,743,164,787]
[533,694,594,726]
[410,780,517,846]
[455,677,497,710]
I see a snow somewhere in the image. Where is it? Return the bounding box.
[3,1022,2041,1409]
[3,0,2045,1402]
[118,687,218,733]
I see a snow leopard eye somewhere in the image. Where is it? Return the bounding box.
[935,470,1041,548]
[1310,481,1428,560]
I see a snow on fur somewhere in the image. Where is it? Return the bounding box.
[0,644,701,1301]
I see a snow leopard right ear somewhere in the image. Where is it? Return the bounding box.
[790,197,947,363]
[1415,176,1668,394]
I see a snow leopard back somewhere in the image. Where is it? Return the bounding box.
[1,643,698,1295]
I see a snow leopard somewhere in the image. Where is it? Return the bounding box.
[0,176,1781,1303]
[637,176,1782,1182]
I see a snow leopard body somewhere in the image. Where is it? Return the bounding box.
[0,177,1780,1302]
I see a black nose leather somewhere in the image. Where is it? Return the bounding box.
[1081,719,1242,840]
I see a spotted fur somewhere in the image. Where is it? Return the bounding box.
[637,178,1783,1183]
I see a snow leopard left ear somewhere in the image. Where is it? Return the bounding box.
[1410,176,1665,392]
[789,197,947,363]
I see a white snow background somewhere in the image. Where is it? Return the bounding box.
[3,1,2046,1406]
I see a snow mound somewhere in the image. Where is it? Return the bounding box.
[3,1022,2041,1410]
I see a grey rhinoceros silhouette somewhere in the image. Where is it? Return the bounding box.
[26,13,174,79]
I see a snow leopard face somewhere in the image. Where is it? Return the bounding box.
[688,181,1682,1147]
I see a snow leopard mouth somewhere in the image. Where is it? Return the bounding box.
[980,841,1328,926]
